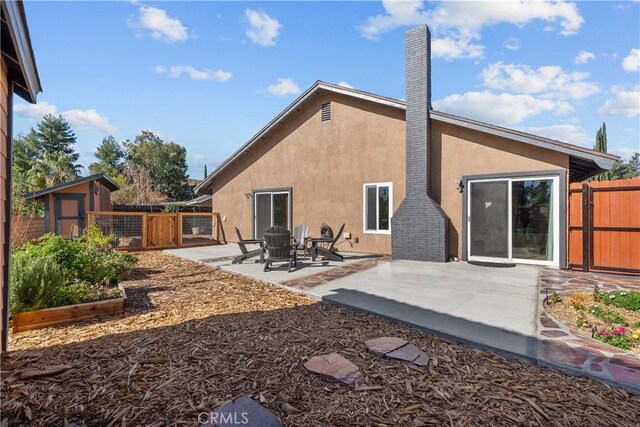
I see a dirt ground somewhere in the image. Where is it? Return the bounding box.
[2,252,639,426]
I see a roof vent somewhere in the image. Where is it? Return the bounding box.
[321,102,331,122]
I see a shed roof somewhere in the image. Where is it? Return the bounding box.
[195,81,618,194]
[23,173,120,200]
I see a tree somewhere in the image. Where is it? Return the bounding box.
[34,114,81,166]
[594,122,607,154]
[89,136,126,177]
[126,130,189,200]
[593,122,611,181]
[110,166,167,205]
[203,164,208,179]
[608,153,640,180]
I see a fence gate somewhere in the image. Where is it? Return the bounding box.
[568,179,640,275]
[89,211,224,251]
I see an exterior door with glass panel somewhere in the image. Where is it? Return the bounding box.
[254,190,290,239]
[467,176,559,265]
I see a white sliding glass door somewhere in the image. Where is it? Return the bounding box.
[467,176,559,266]
[254,190,290,239]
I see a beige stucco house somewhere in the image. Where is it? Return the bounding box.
[195,26,617,269]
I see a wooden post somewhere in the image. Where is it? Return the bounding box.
[581,183,589,272]
[142,213,148,250]
[177,213,183,248]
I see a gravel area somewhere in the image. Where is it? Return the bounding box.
[2,251,639,426]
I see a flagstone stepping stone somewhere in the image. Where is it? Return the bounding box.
[365,337,429,367]
[202,396,282,427]
[304,352,365,386]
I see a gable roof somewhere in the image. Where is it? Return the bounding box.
[23,173,120,200]
[1,0,42,103]
[195,81,618,193]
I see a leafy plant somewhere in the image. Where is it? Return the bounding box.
[593,325,632,350]
[547,292,562,305]
[10,225,137,315]
[569,292,590,311]
[9,252,65,315]
[600,290,640,312]
[589,304,629,326]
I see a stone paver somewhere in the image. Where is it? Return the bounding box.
[365,337,429,366]
[537,268,640,393]
[304,352,365,386]
[203,396,282,427]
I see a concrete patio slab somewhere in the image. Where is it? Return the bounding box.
[163,244,380,289]
[308,260,541,359]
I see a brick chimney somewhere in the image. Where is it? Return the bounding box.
[391,25,450,262]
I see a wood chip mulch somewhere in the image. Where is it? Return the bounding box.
[2,252,639,426]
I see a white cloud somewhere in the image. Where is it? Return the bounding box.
[433,91,563,125]
[481,62,599,100]
[575,50,595,64]
[14,101,56,119]
[432,35,484,60]
[360,0,584,58]
[14,102,116,133]
[622,48,640,72]
[598,87,640,117]
[504,37,520,51]
[63,109,117,134]
[245,9,282,47]
[131,6,188,42]
[337,81,354,89]
[609,147,639,160]
[154,65,232,82]
[521,124,591,145]
[267,78,300,96]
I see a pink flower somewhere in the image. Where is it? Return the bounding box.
[603,331,611,338]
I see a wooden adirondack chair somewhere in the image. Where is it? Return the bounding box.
[310,223,345,262]
[263,226,297,272]
[232,227,264,264]
[292,224,310,256]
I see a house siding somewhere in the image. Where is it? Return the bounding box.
[429,120,570,259]
[211,91,407,255]
[0,56,9,348]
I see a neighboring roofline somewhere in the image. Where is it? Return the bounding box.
[23,173,120,200]
[1,0,42,103]
[195,81,619,193]
[185,194,212,205]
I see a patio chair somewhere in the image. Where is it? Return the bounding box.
[292,224,310,257]
[263,226,297,272]
[232,227,264,264]
[311,223,345,262]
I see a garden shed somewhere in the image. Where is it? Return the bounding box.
[23,173,119,237]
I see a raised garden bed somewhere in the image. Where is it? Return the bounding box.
[546,287,640,353]
[12,284,127,333]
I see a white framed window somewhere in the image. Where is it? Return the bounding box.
[363,182,393,234]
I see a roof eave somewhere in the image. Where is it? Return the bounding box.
[2,1,42,103]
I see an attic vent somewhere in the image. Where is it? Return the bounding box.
[321,102,331,122]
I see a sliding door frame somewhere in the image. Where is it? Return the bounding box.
[462,170,567,267]
[252,187,292,238]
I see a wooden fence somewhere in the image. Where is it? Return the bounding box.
[568,179,640,275]
[88,211,225,251]
[10,216,45,247]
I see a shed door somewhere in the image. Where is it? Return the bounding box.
[55,194,85,237]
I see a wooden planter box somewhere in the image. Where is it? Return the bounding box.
[12,284,127,333]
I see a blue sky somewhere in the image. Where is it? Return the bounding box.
[13,1,640,179]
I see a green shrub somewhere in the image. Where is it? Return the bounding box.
[601,290,640,312]
[9,252,65,315]
[10,224,137,315]
[589,304,628,325]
